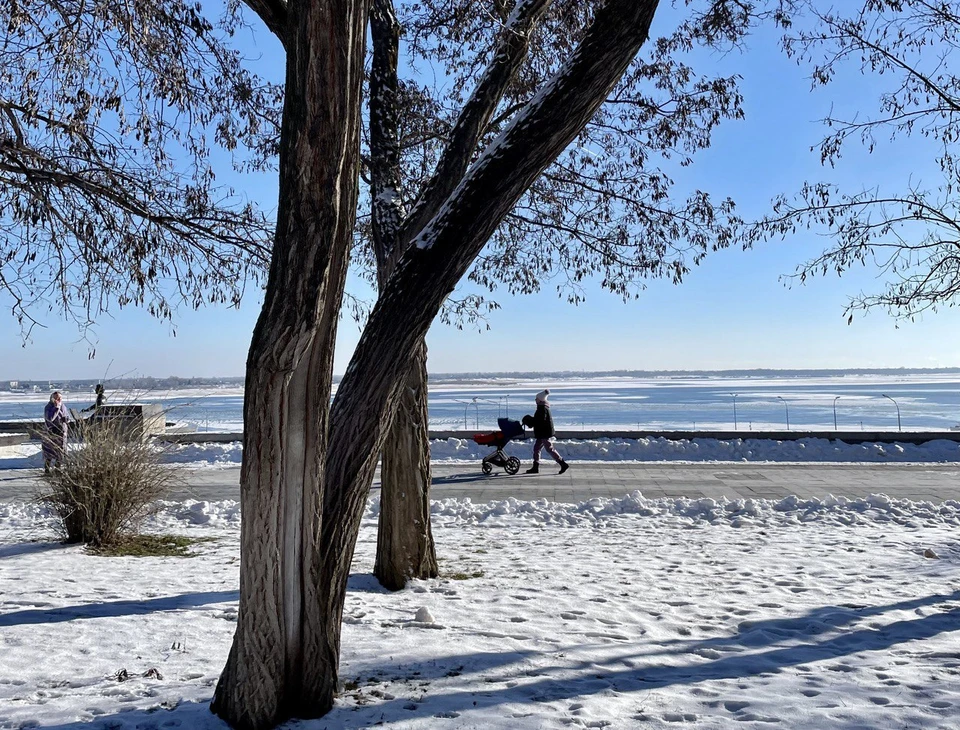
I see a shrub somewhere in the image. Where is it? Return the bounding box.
[39,418,176,547]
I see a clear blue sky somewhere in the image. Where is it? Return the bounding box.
[3,4,958,380]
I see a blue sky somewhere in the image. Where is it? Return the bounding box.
[3,3,959,380]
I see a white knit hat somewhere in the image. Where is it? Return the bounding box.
[535,389,550,404]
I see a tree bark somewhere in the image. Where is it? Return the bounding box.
[322,0,663,650]
[211,2,369,728]
[369,0,558,590]
[369,0,438,590]
[215,2,660,727]
[375,339,437,589]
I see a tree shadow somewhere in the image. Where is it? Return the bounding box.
[329,596,960,726]
[347,573,392,593]
[0,590,238,628]
[9,699,230,730]
[433,472,504,484]
[18,603,960,729]
[347,646,540,683]
[649,589,960,656]
[0,540,70,560]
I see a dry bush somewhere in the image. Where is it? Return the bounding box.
[39,417,176,547]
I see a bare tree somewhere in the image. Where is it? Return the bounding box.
[752,0,960,319]
[1,0,746,599]
[2,0,753,726]
[209,0,762,727]
[363,0,748,590]
[0,0,277,342]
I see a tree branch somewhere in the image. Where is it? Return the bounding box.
[400,0,554,245]
[242,0,289,50]
[369,0,404,282]
[328,0,664,534]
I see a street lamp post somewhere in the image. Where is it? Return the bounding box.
[881,394,902,432]
[731,393,739,431]
[833,396,840,430]
[777,396,790,430]
[454,400,470,429]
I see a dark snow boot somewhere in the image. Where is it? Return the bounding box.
[525,464,539,474]
[558,461,569,475]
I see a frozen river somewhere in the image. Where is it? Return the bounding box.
[2,371,959,432]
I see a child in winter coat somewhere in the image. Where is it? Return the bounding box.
[524,389,569,475]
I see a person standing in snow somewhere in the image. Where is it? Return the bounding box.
[524,389,569,475]
[42,391,70,473]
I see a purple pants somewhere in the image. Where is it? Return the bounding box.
[533,438,562,465]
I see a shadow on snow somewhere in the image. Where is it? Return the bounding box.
[0,590,239,627]
[20,591,960,729]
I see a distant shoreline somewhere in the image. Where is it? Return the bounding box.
[4,366,960,390]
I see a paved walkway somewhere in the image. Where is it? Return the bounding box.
[3,462,959,503]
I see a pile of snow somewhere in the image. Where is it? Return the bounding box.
[419,491,960,529]
[2,493,959,730]
[4,492,960,535]
[431,435,960,463]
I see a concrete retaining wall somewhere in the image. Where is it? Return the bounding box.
[156,429,960,446]
[0,433,28,447]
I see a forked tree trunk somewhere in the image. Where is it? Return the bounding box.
[211,2,369,728]
[216,2,661,728]
[318,0,663,696]
[375,339,438,590]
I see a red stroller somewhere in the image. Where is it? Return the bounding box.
[473,417,524,475]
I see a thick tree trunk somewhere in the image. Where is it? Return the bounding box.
[216,2,659,727]
[320,0,663,670]
[369,0,438,591]
[211,2,369,728]
[375,339,438,590]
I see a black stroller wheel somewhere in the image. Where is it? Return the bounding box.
[505,457,521,475]
[481,461,493,475]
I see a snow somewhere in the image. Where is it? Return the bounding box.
[2,493,960,729]
[4,435,960,472]
[431,436,960,463]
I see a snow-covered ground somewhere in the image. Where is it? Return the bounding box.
[4,435,960,471]
[2,494,959,729]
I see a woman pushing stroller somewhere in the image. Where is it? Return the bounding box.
[522,389,569,475]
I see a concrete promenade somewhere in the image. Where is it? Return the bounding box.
[3,462,959,504]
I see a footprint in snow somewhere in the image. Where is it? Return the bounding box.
[723,701,750,712]
[826,663,855,673]
[734,713,781,723]
[695,648,723,660]
[869,696,891,705]
[662,712,698,722]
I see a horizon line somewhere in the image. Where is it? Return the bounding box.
[5,365,960,383]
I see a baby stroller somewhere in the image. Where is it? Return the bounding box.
[473,417,524,475]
